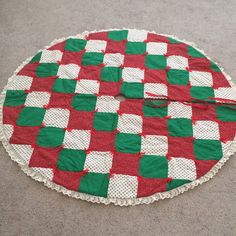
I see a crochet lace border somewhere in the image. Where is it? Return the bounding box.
[1,28,236,206]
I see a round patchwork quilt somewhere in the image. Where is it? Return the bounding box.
[1,29,236,206]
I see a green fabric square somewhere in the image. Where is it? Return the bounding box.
[30,51,42,63]
[216,105,236,122]
[3,90,27,107]
[101,67,122,82]
[115,133,141,154]
[121,82,144,98]
[82,52,104,66]
[143,100,168,117]
[108,30,128,41]
[140,155,168,178]
[79,173,109,197]
[72,94,97,111]
[166,179,191,191]
[17,107,45,126]
[210,61,221,72]
[36,127,65,147]
[53,78,76,93]
[194,139,223,160]
[93,112,118,131]
[57,149,86,171]
[145,55,167,69]
[168,118,193,137]
[64,38,87,52]
[188,46,205,58]
[167,69,189,85]
[190,86,215,101]
[126,42,146,55]
[36,63,59,77]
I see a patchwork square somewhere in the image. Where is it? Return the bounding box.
[143,100,168,117]
[168,118,193,137]
[190,86,215,101]
[93,112,118,131]
[117,114,142,134]
[108,30,128,41]
[95,96,120,113]
[57,64,80,79]
[167,69,189,85]
[108,174,138,198]
[101,67,122,82]
[72,94,97,111]
[39,50,63,63]
[82,52,104,66]
[127,29,148,42]
[122,67,144,82]
[43,108,70,128]
[53,78,76,93]
[121,82,144,98]
[25,91,51,107]
[144,83,167,98]
[4,90,27,107]
[146,42,167,55]
[85,40,107,52]
[103,53,124,67]
[168,157,196,181]
[63,129,91,149]
[167,56,188,70]
[126,42,146,54]
[168,102,192,119]
[145,55,167,69]
[189,71,213,86]
[64,38,87,52]
[193,121,220,140]
[75,79,100,94]
[84,151,113,173]
[141,135,168,155]
[7,76,33,90]
[36,63,59,77]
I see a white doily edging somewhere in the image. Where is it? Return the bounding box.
[0,28,236,206]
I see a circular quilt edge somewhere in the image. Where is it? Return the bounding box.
[1,28,236,206]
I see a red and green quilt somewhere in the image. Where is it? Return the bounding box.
[1,29,236,205]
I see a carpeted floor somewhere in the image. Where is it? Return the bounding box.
[0,1,236,235]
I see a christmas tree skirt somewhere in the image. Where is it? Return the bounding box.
[1,29,236,206]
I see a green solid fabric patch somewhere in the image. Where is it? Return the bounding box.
[126,42,146,55]
[216,105,236,122]
[166,179,191,191]
[57,149,86,171]
[194,139,223,160]
[140,155,168,178]
[17,107,45,126]
[143,100,168,117]
[188,46,205,58]
[167,69,189,85]
[108,30,128,41]
[145,55,167,69]
[53,78,76,93]
[72,94,97,111]
[3,90,27,107]
[36,127,65,147]
[82,52,104,66]
[190,86,215,101]
[30,51,42,63]
[64,38,87,52]
[93,112,118,131]
[168,118,193,137]
[36,63,59,77]
[101,67,122,82]
[115,133,141,154]
[121,82,144,98]
[78,173,109,197]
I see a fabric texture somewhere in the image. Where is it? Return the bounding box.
[1,29,236,205]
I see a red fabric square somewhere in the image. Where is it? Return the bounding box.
[60,51,84,65]
[105,40,127,54]
[29,146,61,168]
[78,65,101,81]
[147,33,169,43]
[99,81,121,96]
[143,117,168,135]
[137,178,167,197]
[168,85,191,101]
[10,126,40,145]
[192,104,217,121]
[188,58,211,72]
[89,131,115,151]
[53,169,81,191]
[168,136,195,159]
[48,93,73,108]
[218,121,236,141]
[194,160,217,178]
[212,71,231,88]
[111,153,140,176]
[144,69,167,83]
[3,106,22,125]
[123,54,146,68]
[87,31,109,40]
[166,43,188,57]
[17,62,38,77]
[67,110,94,130]
[47,41,66,52]
[119,99,144,115]
[30,77,55,92]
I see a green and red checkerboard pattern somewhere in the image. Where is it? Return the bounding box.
[2,29,236,200]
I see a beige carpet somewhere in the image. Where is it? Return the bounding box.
[0,1,236,235]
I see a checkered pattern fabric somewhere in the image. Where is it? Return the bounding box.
[2,29,236,200]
